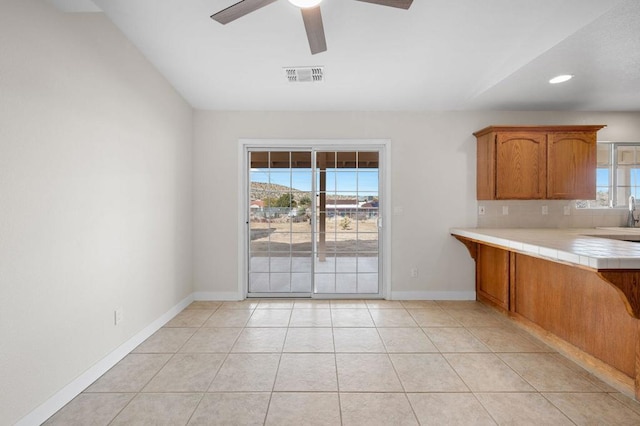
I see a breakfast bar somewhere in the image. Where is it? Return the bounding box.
[451,227,640,400]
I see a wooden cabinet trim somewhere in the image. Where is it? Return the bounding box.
[597,271,640,319]
[509,251,517,313]
[474,125,606,138]
[453,235,478,260]
[476,133,495,200]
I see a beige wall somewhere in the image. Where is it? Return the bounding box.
[193,111,640,299]
[0,1,193,423]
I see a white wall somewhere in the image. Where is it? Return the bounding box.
[0,1,193,424]
[193,111,640,299]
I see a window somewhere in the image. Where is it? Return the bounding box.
[579,142,640,208]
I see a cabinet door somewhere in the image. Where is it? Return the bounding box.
[476,245,510,310]
[547,132,596,199]
[496,133,547,199]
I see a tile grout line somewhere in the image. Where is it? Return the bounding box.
[369,306,422,425]
[173,305,220,426]
[189,304,249,422]
[329,304,345,426]
[261,305,292,424]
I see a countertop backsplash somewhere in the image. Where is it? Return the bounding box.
[477,200,628,228]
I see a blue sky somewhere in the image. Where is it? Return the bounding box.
[251,168,379,195]
[596,168,608,187]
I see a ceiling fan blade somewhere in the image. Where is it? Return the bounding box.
[211,0,278,24]
[355,0,413,9]
[301,6,327,55]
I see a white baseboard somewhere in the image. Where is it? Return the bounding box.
[193,291,475,301]
[390,291,476,301]
[193,291,242,301]
[16,294,194,426]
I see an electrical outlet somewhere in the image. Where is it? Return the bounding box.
[114,307,123,326]
[564,206,571,216]
[393,206,404,215]
[542,205,548,215]
[502,206,509,215]
[478,205,486,215]
[410,268,418,278]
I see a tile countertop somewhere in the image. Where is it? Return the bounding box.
[450,227,640,270]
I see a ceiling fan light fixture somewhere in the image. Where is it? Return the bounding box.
[549,74,574,84]
[288,0,322,8]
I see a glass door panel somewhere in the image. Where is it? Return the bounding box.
[249,151,313,295]
[314,150,380,295]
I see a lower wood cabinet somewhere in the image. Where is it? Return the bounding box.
[476,244,510,310]
[454,234,640,399]
[513,253,637,378]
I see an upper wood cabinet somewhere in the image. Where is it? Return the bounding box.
[474,125,605,200]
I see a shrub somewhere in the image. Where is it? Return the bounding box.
[339,216,352,230]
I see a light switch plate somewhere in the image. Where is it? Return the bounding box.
[502,206,509,215]
[478,206,486,215]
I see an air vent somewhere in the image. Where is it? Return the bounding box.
[284,66,324,83]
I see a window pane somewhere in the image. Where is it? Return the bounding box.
[616,186,631,207]
[596,168,609,187]
[595,167,610,207]
[618,146,636,165]
[250,152,269,168]
[596,144,610,166]
[357,152,379,169]
[578,143,640,209]
[269,152,290,168]
[336,152,357,168]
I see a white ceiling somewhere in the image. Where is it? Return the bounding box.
[53,0,640,111]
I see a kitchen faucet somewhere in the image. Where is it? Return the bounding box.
[627,195,638,227]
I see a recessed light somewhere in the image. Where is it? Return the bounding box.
[288,0,322,8]
[549,74,574,84]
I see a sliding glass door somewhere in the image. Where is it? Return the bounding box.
[247,148,381,298]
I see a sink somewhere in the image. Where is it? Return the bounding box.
[584,229,640,242]
[596,227,640,233]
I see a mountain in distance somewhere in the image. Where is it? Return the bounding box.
[250,182,356,201]
[250,182,309,202]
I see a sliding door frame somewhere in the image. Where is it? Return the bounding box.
[238,139,392,300]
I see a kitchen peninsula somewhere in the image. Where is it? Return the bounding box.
[451,227,640,400]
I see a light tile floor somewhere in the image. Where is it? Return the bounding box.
[45,300,640,425]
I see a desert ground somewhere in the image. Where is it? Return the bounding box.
[250,217,379,254]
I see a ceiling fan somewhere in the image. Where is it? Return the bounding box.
[210,0,413,55]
